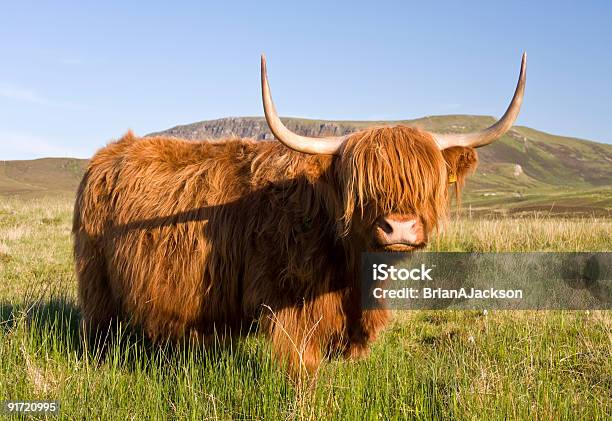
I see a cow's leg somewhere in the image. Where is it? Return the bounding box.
[75,233,120,344]
[259,290,350,379]
[344,307,390,360]
[260,306,323,378]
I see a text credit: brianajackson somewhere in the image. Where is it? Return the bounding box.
[372,287,523,300]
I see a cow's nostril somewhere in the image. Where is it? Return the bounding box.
[376,218,393,234]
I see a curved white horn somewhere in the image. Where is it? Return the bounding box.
[261,54,348,155]
[432,52,527,149]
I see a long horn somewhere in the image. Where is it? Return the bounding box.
[432,52,527,149]
[261,54,348,155]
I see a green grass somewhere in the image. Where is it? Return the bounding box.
[1,196,611,419]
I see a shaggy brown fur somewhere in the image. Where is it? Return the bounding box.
[73,125,477,374]
[442,146,479,207]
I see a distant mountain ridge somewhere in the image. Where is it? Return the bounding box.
[148,116,374,140]
[149,115,528,141]
[2,115,611,215]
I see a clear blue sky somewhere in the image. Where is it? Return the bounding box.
[1,1,611,159]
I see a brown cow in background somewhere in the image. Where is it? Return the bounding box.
[73,54,525,375]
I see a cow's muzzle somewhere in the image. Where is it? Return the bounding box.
[372,214,426,251]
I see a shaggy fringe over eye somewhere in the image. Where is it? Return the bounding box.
[337,126,449,235]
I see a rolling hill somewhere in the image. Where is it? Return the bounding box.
[2,115,611,215]
[0,158,87,197]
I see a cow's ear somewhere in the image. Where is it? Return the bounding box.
[441,146,478,206]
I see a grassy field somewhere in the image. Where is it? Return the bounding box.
[0,196,610,419]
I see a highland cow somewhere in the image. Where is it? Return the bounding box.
[73,53,526,374]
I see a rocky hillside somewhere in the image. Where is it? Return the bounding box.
[147,116,378,140]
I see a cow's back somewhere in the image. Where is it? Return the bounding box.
[74,132,259,340]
